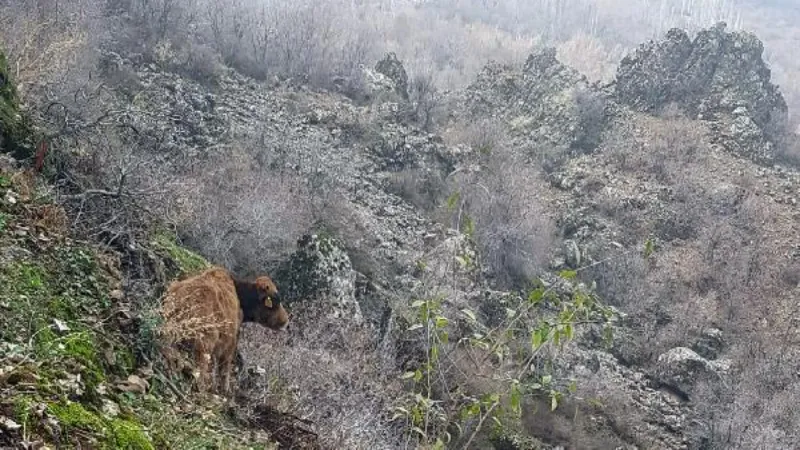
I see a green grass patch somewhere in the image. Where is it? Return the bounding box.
[151,230,210,277]
[45,400,154,450]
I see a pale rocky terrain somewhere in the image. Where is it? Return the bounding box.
[2,12,800,450]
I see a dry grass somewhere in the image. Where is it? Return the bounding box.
[24,203,69,235]
[157,288,236,345]
[0,3,96,106]
[236,304,403,449]
[173,142,316,276]
[447,146,559,289]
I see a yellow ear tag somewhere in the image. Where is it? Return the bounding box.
[264,297,273,308]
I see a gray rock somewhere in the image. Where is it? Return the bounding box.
[692,328,724,360]
[655,347,726,399]
[276,234,363,325]
[374,52,409,100]
[463,47,609,152]
[614,22,788,164]
[563,239,582,268]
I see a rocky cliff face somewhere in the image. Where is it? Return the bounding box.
[446,22,799,449]
[464,47,608,152]
[614,22,788,163]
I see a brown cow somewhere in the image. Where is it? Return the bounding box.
[160,266,289,394]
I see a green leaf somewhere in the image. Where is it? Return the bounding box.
[528,288,544,305]
[407,323,423,332]
[411,300,426,309]
[644,237,655,258]
[551,327,561,347]
[510,382,522,415]
[463,215,475,237]
[401,371,416,380]
[542,375,552,385]
[413,369,423,383]
[531,330,543,350]
[435,316,449,329]
[603,325,614,347]
[564,323,574,340]
[568,380,577,394]
[440,330,449,344]
[446,191,461,211]
[558,269,577,280]
[551,393,558,411]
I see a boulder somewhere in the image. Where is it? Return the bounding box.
[655,347,727,399]
[276,234,363,325]
[691,328,725,360]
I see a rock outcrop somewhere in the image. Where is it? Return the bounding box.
[374,52,409,100]
[464,47,609,152]
[614,22,788,163]
[655,347,730,400]
[276,233,364,325]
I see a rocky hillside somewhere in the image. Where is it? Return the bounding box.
[2,16,800,450]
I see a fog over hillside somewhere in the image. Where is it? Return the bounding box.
[2,1,800,449]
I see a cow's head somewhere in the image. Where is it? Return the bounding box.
[252,276,290,331]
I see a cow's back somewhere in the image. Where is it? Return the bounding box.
[161,266,242,358]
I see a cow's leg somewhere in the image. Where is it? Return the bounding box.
[217,348,236,396]
[193,343,213,393]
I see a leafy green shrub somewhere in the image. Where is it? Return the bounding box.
[392,270,617,448]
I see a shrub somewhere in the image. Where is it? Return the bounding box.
[447,149,558,289]
[176,148,316,276]
[0,51,34,158]
[572,87,608,152]
[408,70,442,130]
[384,168,448,213]
[443,117,504,154]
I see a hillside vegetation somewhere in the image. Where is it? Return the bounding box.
[2,1,800,449]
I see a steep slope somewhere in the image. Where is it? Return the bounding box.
[455,21,800,449]
[4,20,800,450]
[0,156,285,449]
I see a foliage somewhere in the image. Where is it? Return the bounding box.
[0,49,34,158]
[392,270,617,447]
[151,229,211,277]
